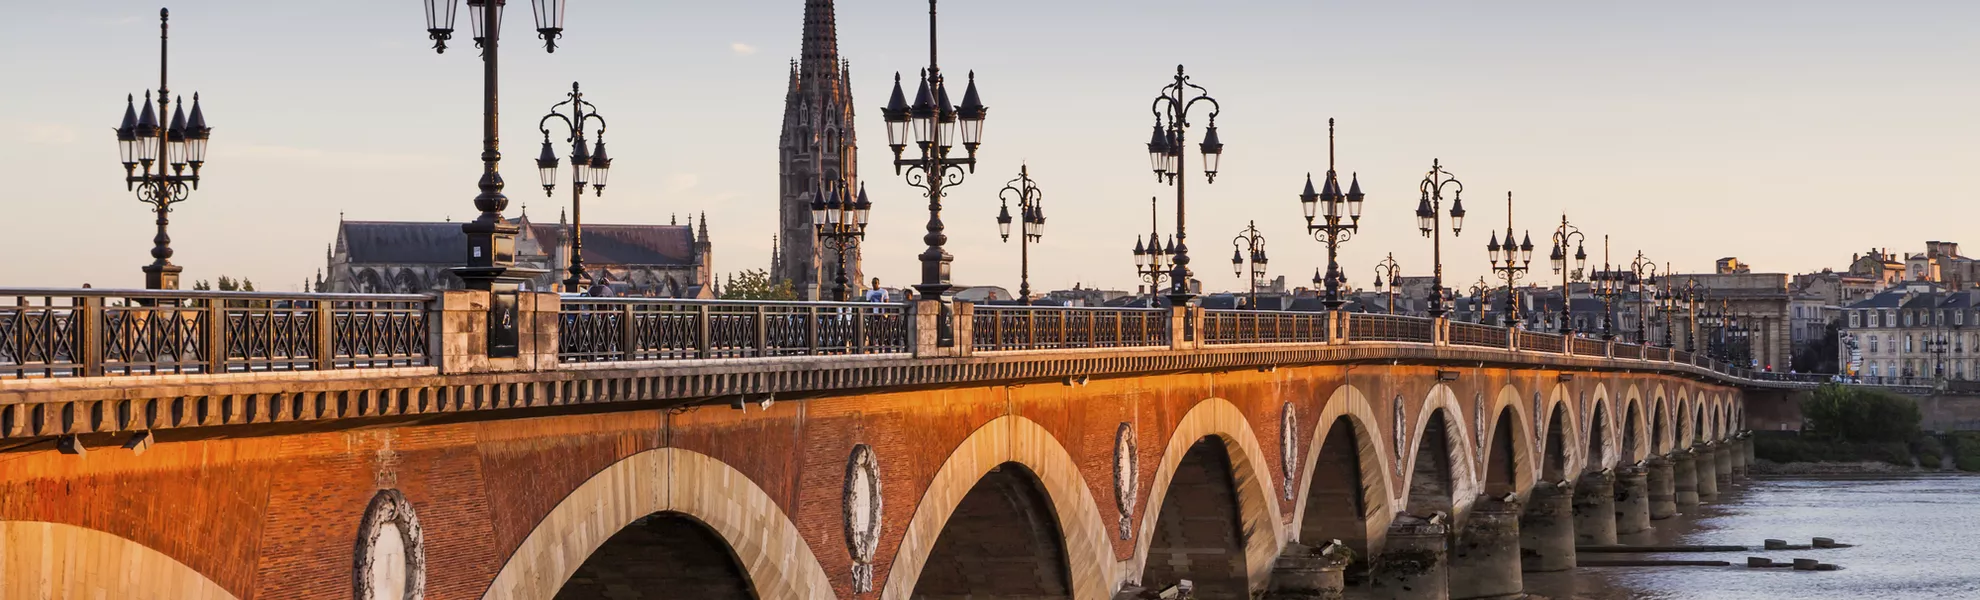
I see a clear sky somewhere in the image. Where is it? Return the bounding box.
[3,1,1977,293]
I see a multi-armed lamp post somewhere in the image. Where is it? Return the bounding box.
[1300,119,1363,310]
[1627,251,1660,344]
[1132,197,1174,305]
[811,181,872,302]
[880,0,988,312]
[1145,66,1225,307]
[1372,254,1402,315]
[1230,222,1269,309]
[534,82,614,293]
[1546,215,1588,335]
[1486,192,1535,327]
[115,8,212,290]
[1591,236,1624,340]
[996,166,1046,301]
[1413,160,1466,316]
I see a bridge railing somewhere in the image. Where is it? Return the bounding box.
[1571,336,1607,357]
[1614,342,1643,360]
[1203,310,1329,345]
[559,298,909,362]
[1448,321,1509,349]
[972,305,1169,351]
[1346,313,1437,344]
[1517,330,1564,353]
[1,288,429,378]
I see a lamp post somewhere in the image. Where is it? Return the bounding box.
[1413,160,1466,317]
[1468,276,1493,323]
[996,165,1045,301]
[1653,266,1682,348]
[1546,214,1588,335]
[1230,221,1269,309]
[1299,119,1363,310]
[1675,277,1703,352]
[1627,251,1659,345]
[1373,253,1401,315]
[1132,196,1174,306]
[534,82,613,293]
[1486,192,1534,328]
[1145,65,1225,308]
[1590,236,1623,341]
[811,181,871,302]
[880,0,988,316]
[115,9,212,290]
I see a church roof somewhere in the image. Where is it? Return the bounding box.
[528,223,698,266]
[340,220,698,266]
[340,221,466,264]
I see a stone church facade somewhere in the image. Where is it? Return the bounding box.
[320,212,714,298]
[776,0,864,300]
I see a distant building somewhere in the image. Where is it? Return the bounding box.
[776,0,863,300]
[321,212,714,298]
[1840,283,1978,382]
[1904,241,1980,289]
[1667,267,1792,371]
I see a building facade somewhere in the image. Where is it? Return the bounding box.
[776,0,862,300]
[1841,284,1980,383]
[321,213,714,297]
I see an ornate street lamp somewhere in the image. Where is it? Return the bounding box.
[1414,160,1466,316]
[1590,235,1624,341]
[1547,214,1588,336]
[881,0,988,318]
[997,165,1045,301]
[1468,276,1493,323]
[423,0,567,356]
[1373,253,1402,315]
[535,82,613,293]
[1132,197,1175,306]
[811,182,872,302]
[116,9,212,290]
[1230,221,1269,309]
[1627,250,1659,344]
[1300,119,1363,310]
[1146,65,1224,310]
[1486,192,1534,328]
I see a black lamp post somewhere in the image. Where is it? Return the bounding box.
[1133,197,1175,306]
[1627,251,1659,345]
[1230,221,1269,309]
[534,82,613,293]
[1589,236,1624,341]
[1546,214,1588,336]
[881,0,988,314]
[1468,276,1493,323]
[1145,65,1225,309]
[116,9,212,291]
[1676,277,1702,352]
[1299,119,1363,310]
[1414,160,1466,317]
[812,181,871,302]
[423,0,565,357]
[1653,266,1682,348]
[1486,192,1534,328]
[996,165,1045,301]
[1373,253,1401,315]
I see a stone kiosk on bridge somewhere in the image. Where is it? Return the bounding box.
[0,287,1782,600]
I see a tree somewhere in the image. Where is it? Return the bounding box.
[1801,384,1920,443]
[720,269,797,301]
[192,277,257,292]
[1791,320,1841,373]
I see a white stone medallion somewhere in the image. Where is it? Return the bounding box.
[353,489,425,600]
[844,444,883,593]
[1392,394,1407,478]
[1113,422,1139,540]
[1280,403,1298,501]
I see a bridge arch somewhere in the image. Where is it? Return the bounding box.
[1620,384,1650,463]
[1538,390,1576,483]
[1129,397,1284,596]
[881,415,1114,600]
[1401,384,1478,516]
[1481,384,1536,496]
[0,520,237,600]
[1585,387,1614,471]
[481,447,833,600]
[1675,391,1694,448]
[1650,389,1669,455]
[1291,384,1397,562]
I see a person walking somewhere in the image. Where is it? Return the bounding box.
[863,278,890,303]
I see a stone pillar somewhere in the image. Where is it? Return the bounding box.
[1671,451,1700,509]
[1645,456,1677,520]
[1449,496,1523,600]
[1695,444,1721,502]
[1571,471,1617,546]
[1267,542,1351,600]
[1613,466,1652,535]
[1518,481,1575,573]
[1715,443,1735,486]
[432,290,560,375]
[1370,515,1450,600]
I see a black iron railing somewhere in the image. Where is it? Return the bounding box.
[1204,310,1329,345]
[1673,349,1693,364]
[1646,346,1670,362]
[972,306,1168,351]
[1518,331,1564,353]
[559,299,909,362]
[1572,336,1607,357]
[1347,313,1436,344]
[1449,322,1508,349]
[1614,343,1643,360]
[0,289,428,378]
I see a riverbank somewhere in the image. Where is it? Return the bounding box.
[1747,459,1931,475]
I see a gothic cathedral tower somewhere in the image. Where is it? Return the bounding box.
[777,0,860,299]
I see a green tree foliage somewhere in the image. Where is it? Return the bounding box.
[1800,384,1920,443]
[719,269,796,301]
[191,276,257,292]
[1791,320,1840,374]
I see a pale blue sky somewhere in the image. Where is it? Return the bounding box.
[3,1,1977,292]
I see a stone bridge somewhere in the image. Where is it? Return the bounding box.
[0,289,1791,599]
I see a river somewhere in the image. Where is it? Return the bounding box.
[1515,474,1980,600]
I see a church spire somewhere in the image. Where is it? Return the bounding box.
[799,0,839,84]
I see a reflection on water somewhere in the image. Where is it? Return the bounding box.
[1357,476,1980,600]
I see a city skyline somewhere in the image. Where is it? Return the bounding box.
[3,0,1976,292]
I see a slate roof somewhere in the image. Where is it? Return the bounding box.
[341,221,466,264]
[341,220,696,266]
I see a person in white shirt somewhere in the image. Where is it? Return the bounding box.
[863,278,890,303]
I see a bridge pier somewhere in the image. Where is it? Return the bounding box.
[1671,451,1701,508]
[1715,442,1735,486]
[1731,435,1751,479]
[1518,481,1575,573]
[1613,466,1652,535]
[1449,495,1523,600]
[1695,444,1721,502]
[1370,516,1450,600]
[1267,542,1350,600]
[1645,456,1677,520]
[1571,471,1617,546]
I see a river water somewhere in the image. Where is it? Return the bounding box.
[1515,475,1980,600]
